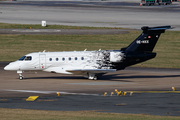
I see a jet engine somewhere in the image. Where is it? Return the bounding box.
[110,51,123,63]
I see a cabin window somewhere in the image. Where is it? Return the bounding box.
[49,58,52,61]
[69,57,71,61]
[62,58,65,61]
[75,57,77,60]
[81,57,84,60]
[56,58,59,61]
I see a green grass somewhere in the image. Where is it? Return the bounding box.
[0,108,180,120]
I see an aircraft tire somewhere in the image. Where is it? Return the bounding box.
[93,76,98,80]
[19,76,23,80]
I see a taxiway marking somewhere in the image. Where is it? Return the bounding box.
[26,96,39,101]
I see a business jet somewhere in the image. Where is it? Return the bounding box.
[4,26,171,80]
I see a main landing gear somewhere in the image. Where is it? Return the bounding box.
[17,71,23,80]
[88,73,98,80]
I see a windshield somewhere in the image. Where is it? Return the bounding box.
[18,56,32,61]
[19,56,26,61]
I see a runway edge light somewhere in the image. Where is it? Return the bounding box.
[57,92,60,96]
[104,92,107,96]
[130,92,133,96]
[115,89,118,94]
[119,91,123,96]
[172,87,175,91]
[111,92,114,96]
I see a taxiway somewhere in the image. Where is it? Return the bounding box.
[0,1,180,30]
[1,62,180,97]
[1,62,180,116]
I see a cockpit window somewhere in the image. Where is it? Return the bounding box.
[25,56,32,61]
[18,56,26,61]
[18,56,32,61]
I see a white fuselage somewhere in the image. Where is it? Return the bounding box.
[4,50,123,76]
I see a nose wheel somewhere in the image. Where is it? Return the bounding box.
[19,76,23,80]
[19,75,24,80]
[17,71,24,80]
[19,73,24,80]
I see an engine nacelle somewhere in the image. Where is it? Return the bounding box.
[110,52,122,62]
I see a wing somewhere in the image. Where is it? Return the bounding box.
[66,69,116,75]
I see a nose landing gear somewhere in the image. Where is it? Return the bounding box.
[17,71,23,80]
[19,74,24,80]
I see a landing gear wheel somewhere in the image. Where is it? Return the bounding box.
[88,73,98,80]
[19,76,23,80]
[93,76,98,80]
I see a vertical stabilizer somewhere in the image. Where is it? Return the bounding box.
[116,26,171,70]
[122,26,171,52]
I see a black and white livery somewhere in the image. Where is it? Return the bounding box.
[4,26,171,80]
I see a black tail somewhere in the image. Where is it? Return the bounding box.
[121,26,171,52]
[115,26,171,70]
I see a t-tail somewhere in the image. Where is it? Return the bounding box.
[115,26,171,70]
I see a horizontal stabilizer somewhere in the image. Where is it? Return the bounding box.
[141,26,171,31]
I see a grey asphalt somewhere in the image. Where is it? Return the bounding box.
[1,62,180,116]
[0,93,180,116]
[0,29,129,35]
[0,1,180,30]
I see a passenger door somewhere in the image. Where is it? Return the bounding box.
[39,54,46,69]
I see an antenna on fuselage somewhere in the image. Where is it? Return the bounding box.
[43,50,46,53]
[84,49,87,51]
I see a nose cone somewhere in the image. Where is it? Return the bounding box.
[4,65,10,70]
[4,62,19,71]
[4,64,13,71]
